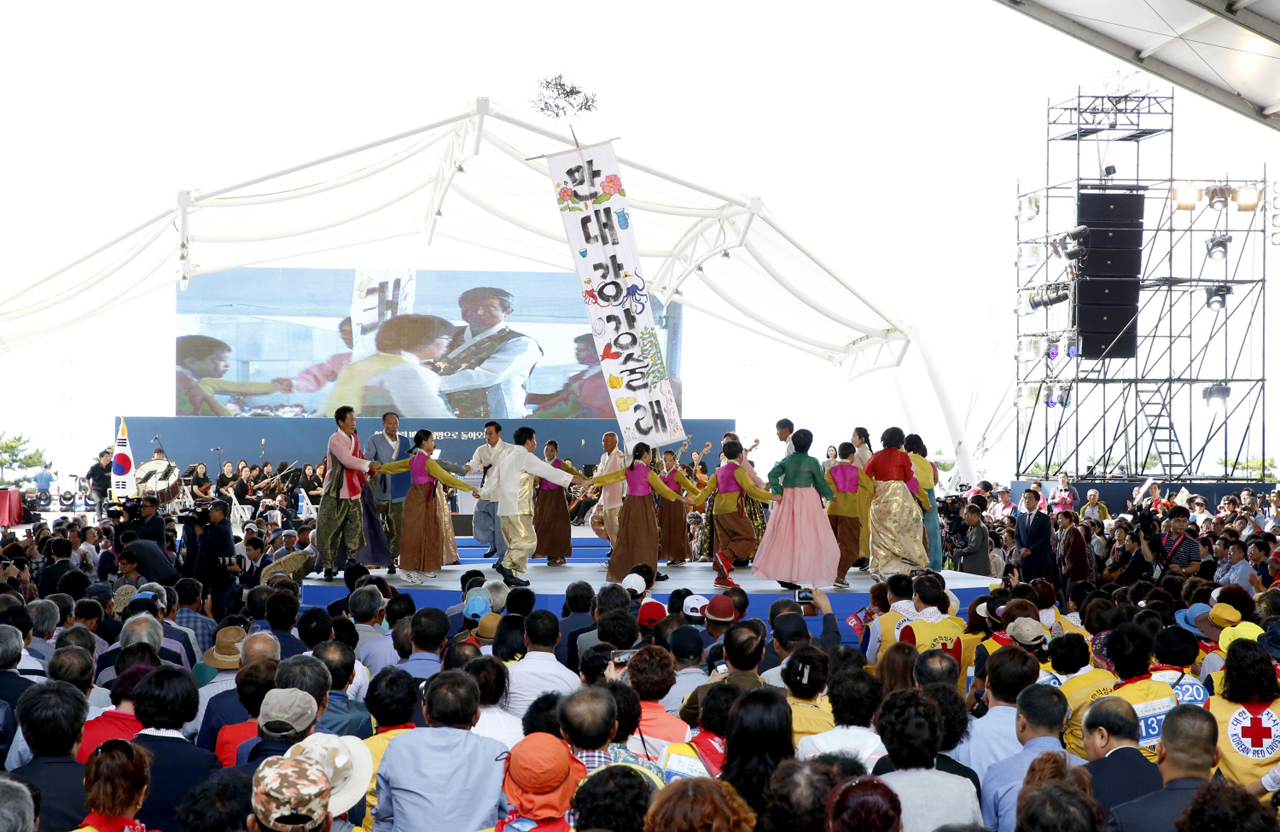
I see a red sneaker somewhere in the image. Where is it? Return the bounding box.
[715,550,734,576]
[714,574,739,588]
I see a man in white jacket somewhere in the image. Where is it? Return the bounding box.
[494,426,585,587]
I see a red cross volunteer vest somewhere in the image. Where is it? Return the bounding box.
[1206,696,1280,789]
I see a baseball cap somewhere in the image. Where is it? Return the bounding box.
[502,733,587,821]
[252,756,331,832]
[1008,618,1046,648]
[1210,603,1242,629]
[285,734,374,817]
[259,688,319,739]
[772,613,810,643]
[465,586,490,603]
[682,594,710,618]
[668,626,704,661]
[996,485,1011,494]
[703,594,737,623]
[621,574,647,599]
[85,582,113,605]
[245,523,260,534]
[463,596,491,621]
[133,591,162,608]
[637,600,666,628]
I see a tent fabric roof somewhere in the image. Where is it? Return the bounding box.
[994,0,1280,132]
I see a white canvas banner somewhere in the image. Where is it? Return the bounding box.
[350,270,415,361]
[546,141,685,448]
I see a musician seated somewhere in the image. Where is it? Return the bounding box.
[569,484,599,526]
[234,465,262,510]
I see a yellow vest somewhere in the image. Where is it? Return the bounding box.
[1059,668,1118,758]
[1209,669,1226,698]
[1206,695,1280,797]
[1113,678,1180,763]
[874,610,907,666]
[960,632,985,695]
[789,695,836,748]
[903,618,964,653]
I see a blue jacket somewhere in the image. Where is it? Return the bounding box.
[364,432,411,502]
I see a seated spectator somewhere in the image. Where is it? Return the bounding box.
[190,626,250,739]
[196,631,281,749]
[132,666,221,832]
[603,681,666,783]
[0,776,34,832]
[876,689,981,832]
[873,683,981,798]
[877,642,920,697]
[175,769,254,832]
[464,656,523,750]
[11,680,89,832]
[360,669,418,831]
[0,624,37,711]
[555,686,618,778]
[1080,697,1163,813]
[210,659,279,768]
[265,593,307,659]
[284,733,374,831]
[492,616,526,664]
[314,641,373,739]
[520,692,562,738]
[781,645,834,747]
[719,686,794,819]
[627,645,692,761]
[372,670,506,832]
[1048,632,1116,758]
[797,669,885,765]
[644,776,756,832]
[981,683,1081,832]
[571,764,653,832]
[659,682,737,782]
[760,759,839,832]
[826,775,902,832]
[1108,623,1178,763]
[504,611,580,719]
[402,608,448,681]
[76,740,155,832]
[952,644,1039,780]
[236,688,317,778]
[913,648,960,688]
[6,646,104,770]
[660,626,708,715]
[1015,782,1105,832]
[679,620,777,726]
[79,659,156,762]
[359,594,415,676]
[247,755,333,832]
[475,733,584,832]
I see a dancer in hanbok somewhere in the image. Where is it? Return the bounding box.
[657,444,700,568]
[825,442,872,588]
[693,439,782,588]
[864,427,931,577]
[591,443,693,582]
[753,429,840,590]
[533,440,582,566]
[905,434,943,571]
[377,430,478,583]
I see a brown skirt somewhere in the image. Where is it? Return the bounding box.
[830,515,862,578]
[400,482,448,573]
[606,494,660,582]
[533,487,573,559]
[659,497,692,564]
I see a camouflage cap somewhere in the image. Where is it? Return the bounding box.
[252,755,331,832]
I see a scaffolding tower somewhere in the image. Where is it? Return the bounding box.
[1014,84,1267,482]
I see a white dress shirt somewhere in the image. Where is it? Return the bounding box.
[596,449,626,509]
[467,440,514,502]
[473,704,525,750]
[437,323,543,418]
[503,650,582,718]
[496,446,574,517]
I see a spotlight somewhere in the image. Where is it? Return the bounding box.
[1059,333,1077,359]
[1015,384,1038,410]
[1058,384,1072,407]
[1015,291,1036,316]
[1207,185,1232,211]
[1016,195,1041,224]
[1234,185,1260,211]
[1172,183,1201,211]
[1064,225,1090,242]
[1047,342,1059,361]
[1102,165,1117,178]
[1046,386,1058,408]
[1205,285,1231,310]
[1062,246,1087,262]
[1025,286,1070,312]
[59,491,75,511]
[1202,383,1231,410]
[1016,244,1046,270]
[1205,234,1231,261]
[1017,337,1043,363]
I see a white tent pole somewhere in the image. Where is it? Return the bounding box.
[191,113,471,204]
[910,325,978,485]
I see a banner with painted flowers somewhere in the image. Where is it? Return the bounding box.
[547,141,685,448]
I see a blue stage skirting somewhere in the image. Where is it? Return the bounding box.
[299,580,987,649]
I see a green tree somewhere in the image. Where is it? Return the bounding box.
[0,433,49,487]
[1216,456,1276,482]
[933,449,955,473]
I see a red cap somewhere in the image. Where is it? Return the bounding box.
[637,600,666,627]
[703,594,738,623]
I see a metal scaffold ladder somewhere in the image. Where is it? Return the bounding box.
[1136,382,1188,478]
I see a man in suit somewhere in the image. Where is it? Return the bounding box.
[131,666,219,832]
[0,625,37,713]
[1081,697,1163,814]
[557,581,597,667]
[1107,704,1221,832]
[1014,489,1052,580]
[10,680,88,832]
[37,537,77,599]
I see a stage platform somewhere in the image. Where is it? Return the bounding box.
[299,527,995,646]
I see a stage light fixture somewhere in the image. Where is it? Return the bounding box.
[1015,291,1036,316]
[1062,246,1087,262]
[1016,195,1041,223]
[1016,244,1046,270]
[1207,185,1232,211]
[1046,342,1059,361]
[1015,384,1037,410]
[1017,337,1042,363]
[1058,384,1072,407]
[1021,286,1070,313]
[59,491,75,511]
[1102,165,1117,178]
[1045,386,1058,408]
[1205,285,1231,310]
[1202,383,1231,410]
[1059,333,1078,359]
[1234,185,1260,211]
[1205,234,1231,261]
[1064,225,1090,242]
[1172,184,1201,211]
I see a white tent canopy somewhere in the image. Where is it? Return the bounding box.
[994,0,1280,132]
[0,97,976,481]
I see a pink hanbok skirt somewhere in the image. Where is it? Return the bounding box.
[752,486,840,585]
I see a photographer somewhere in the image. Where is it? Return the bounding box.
[193,500,238,620]
[953,504,991,576]
[1120,504,1200,584]
[117,496,166,548]
[117,515,180,587]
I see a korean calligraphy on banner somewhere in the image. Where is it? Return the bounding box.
[546,141,685,448]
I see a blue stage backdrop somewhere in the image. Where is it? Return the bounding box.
[117,416,734,476]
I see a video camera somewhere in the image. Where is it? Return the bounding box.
[175,501,214,527]
[105,498,142,521]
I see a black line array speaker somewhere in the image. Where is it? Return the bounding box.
[1075,191,1144,359]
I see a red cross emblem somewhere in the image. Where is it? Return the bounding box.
[1242,716,1274,749]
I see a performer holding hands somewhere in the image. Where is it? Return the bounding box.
[657,442,702,568]
[692,439,781,589]
[591,442,694,582]
[752,428,840,591]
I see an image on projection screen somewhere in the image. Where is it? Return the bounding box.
[174,266,679,420]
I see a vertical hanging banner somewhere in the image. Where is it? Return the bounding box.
[547,142,685,448]
[350,269,416,361]
[111,418,137,500]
